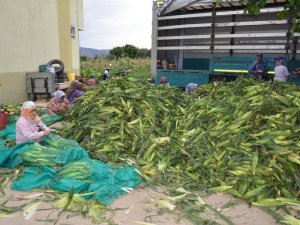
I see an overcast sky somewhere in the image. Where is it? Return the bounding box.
[79,0,153,50]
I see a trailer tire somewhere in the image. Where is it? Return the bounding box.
[56,78,66,83]
[47,59,64,74]
[57,73,67,80]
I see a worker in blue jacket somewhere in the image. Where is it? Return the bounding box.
[248,53,268,79]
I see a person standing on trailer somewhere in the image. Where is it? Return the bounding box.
[274,56,290,82]
[248,53,268,79]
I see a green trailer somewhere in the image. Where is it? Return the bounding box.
[152,0,300,87]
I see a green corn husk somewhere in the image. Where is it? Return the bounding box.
[61,76,300,204]
[56,161,91,180]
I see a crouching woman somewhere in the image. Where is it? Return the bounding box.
[47,90,70,115]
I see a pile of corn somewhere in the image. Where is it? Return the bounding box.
[177,78,300,203]
[62,77,186,162]
[62,77,300,203]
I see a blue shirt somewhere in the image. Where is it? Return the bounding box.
[248,60,268,76]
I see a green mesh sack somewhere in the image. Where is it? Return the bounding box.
[19,141,89,167]
[0,142,34,168]
[42,135,89,164]
[8,115,19,124]
[0,139,89,168]
[4,133,141,205]
[54,147,89,164]
[41,114,63,126]
[50,160,142,205]
[11,159,142,205]
[43,134,81,149]
[87,161,141,205]
[49,178,90,193]
[0,124,16,140]
[0,140,6,148]
[20,143,62,167]
[11,166,56,191]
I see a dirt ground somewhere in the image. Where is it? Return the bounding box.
[0,183,277,225]
[0,100,278,224]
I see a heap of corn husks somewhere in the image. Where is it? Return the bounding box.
[178,78,300,205]
[62,77,300,205]
[62,77,186,162]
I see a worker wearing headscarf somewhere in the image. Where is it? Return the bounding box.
[185,83,198,94]
[87,74,97,86]
[160,76,169,86]
[47,90,70,115]
[16,101,50,144]
[66,80,84,105]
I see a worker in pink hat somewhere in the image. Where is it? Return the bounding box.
[159,76,168,86]
[16,101,51,144]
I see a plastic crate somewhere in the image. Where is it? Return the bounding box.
[39,65,47,72]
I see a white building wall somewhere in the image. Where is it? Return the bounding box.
[0,0,60,73]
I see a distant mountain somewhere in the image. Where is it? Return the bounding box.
[80,47,110,58]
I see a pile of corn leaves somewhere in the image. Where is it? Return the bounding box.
[62,77,300,209]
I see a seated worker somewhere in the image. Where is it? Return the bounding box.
[160,76,169,85]
[66,80,84,105]
[16,101,51,144]
[87,74,97,86]
[185,83,198,94]
[248,53,268,79]
[274,56,290,82]
[47,90,70,115]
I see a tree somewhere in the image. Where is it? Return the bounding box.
[123,44,138,58]
[137,48,151,58]
[80,56,88,61]
[110,46,124,59]
[109,45,150,59]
